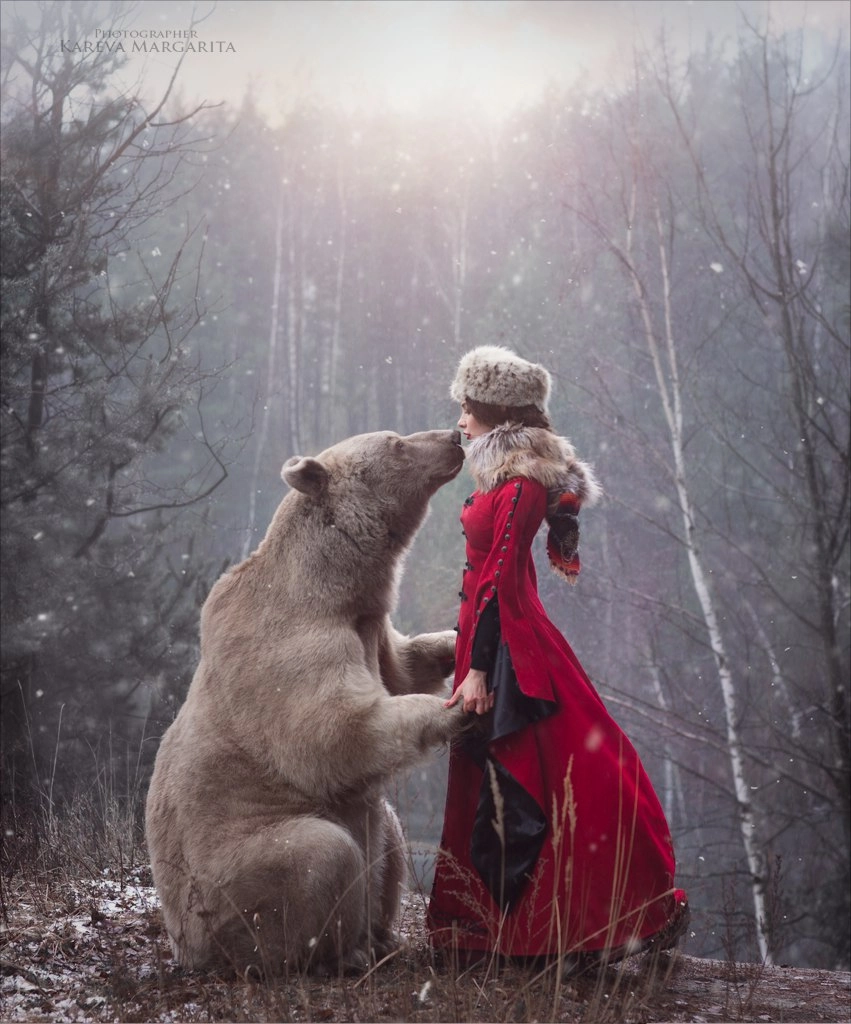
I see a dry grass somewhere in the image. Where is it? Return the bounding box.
[0,866,687,1023]
[3,839,851,1021]
[2,775,850,1022]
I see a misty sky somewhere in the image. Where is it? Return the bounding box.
[4,0,848,121]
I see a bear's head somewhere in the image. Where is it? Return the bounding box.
[282,429,464,559]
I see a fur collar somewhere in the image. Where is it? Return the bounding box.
[465,424,602,504]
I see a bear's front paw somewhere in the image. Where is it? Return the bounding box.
[405,629,458,694]
[431,632,457,677]
[438,654,456,677]
[446,701,474,738]
[422,701,468,749]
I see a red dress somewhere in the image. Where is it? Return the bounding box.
[427,476,686,958]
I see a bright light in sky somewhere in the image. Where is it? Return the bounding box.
[325,0,592,116]
[129,0,599,119]
[5,0,848,121]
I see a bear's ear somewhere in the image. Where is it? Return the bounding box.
[282,456,328,498]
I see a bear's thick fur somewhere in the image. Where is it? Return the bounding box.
[145,429,467,975]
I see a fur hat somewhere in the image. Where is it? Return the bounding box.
[450,345,552,413]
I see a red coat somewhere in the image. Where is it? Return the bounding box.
[427,474,682,957]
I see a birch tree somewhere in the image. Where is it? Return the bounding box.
[654,20,850,957]
[554,63,776,962]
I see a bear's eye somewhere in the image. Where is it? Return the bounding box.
[395,439,405,451]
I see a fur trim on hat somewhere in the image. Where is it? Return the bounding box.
[450,345,552,413]
[464,423,602,503]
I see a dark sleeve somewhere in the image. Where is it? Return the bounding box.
[470,596,500,672]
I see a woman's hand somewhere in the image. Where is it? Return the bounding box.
[444,669,494,715]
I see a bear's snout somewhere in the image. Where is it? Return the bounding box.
[401,429,465,486]
[432,433,465,484]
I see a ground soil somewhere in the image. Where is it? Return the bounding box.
[1,870,849,1023]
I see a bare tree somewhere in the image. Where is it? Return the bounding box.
[655,19,850,955]
[552,53,779,960]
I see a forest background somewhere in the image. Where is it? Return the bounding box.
[1,0,849,975]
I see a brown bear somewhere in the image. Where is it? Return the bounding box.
[145,428,467,975]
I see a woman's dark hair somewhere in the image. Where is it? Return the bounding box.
[464,396,553,431]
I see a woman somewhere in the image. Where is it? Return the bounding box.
[427,345,688,967]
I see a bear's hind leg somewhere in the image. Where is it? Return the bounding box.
[208,816,369,976]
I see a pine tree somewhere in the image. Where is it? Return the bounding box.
[0,1,229,803]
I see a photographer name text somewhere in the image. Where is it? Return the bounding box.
[61,29,236,55]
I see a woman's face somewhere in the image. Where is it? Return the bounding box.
[457,403,490,441]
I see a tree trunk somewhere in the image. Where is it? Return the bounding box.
[322,173,347,440]
[617,186,775,963]
[241,180,286,561]
[647,659,687,829]
[286,182,303,455]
